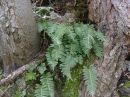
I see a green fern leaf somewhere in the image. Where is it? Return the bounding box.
[93,41,103,58]
[66,26,76,41]
[34,73,54,97]
[95,31,105,42]
[56,23,67,38]
[80,30,95,55]
[25,71,36,81]
[51,46,64,60]
[37,19,45,32]
[75,55,83,64]
[46,45,64,70]
[47,22,58,36]
[83,65,97,96]
[46,50,58,70]
[37,63,46,74]
[61,55,77,79]
[61,64,71,79]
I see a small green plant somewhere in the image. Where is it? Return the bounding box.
[83,65,97,96]
[34,73,54,97]
[25,71,36,81]
[24,64,37,81]
[36,19,105,96]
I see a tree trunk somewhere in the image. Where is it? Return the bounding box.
[0,0,40,76]
[79,0,130,97]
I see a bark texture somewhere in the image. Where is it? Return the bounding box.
[0,0,40,76]
[79,0,130,97]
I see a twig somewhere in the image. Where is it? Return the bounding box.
[0,54,44,86]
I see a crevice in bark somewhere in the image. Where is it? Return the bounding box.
[117,49,130,96]
[125,37,130,60]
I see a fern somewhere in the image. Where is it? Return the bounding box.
[25,71,36,81]
[37,19,105,96]
[34,73,54,97]
[60,54,77,79]
[93,40,103,58]
[83,65,97,96]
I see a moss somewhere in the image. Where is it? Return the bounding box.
[123,81,130,88]
[61,65,82,97]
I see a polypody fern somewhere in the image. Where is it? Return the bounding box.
[34,73,54,97]
[37,19,105,96]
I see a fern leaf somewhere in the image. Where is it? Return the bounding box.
[34,73,54,97]
[83,65,97,96]
[46,45,64,70]
[51,45,64,60]
[75,55,83,64]
[80,29,95,55]
[37,19,45,32]
[56,23,67,38]
[61,55,77,79]
[25,71,36,81]
[46,50,58,70]
[47,22,58,36]
[61,64,72,79]
[93,41,103,58]
[66,26,76,41]
[95,31,105,42]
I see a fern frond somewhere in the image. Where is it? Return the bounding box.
[83,65,97,96]
[93,40,103,58]
[51,45,64,60]
[42,21,104,95]
[46,49,58,70]
[34,73,54,97]
[95,31,106,42]
[47,22,58,36]
[66,25,76,41]
[37,19,46,32]
[80,35,93,55]
[69,42,80,54]
[60,54,77,79]
[46,44,64,70]
[34,8,106,97]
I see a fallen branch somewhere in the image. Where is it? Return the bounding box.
[0,61,36,86]
[0,53,44,86]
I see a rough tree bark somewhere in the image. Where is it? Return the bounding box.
[0,0,40,76]
[79,0,130,97]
